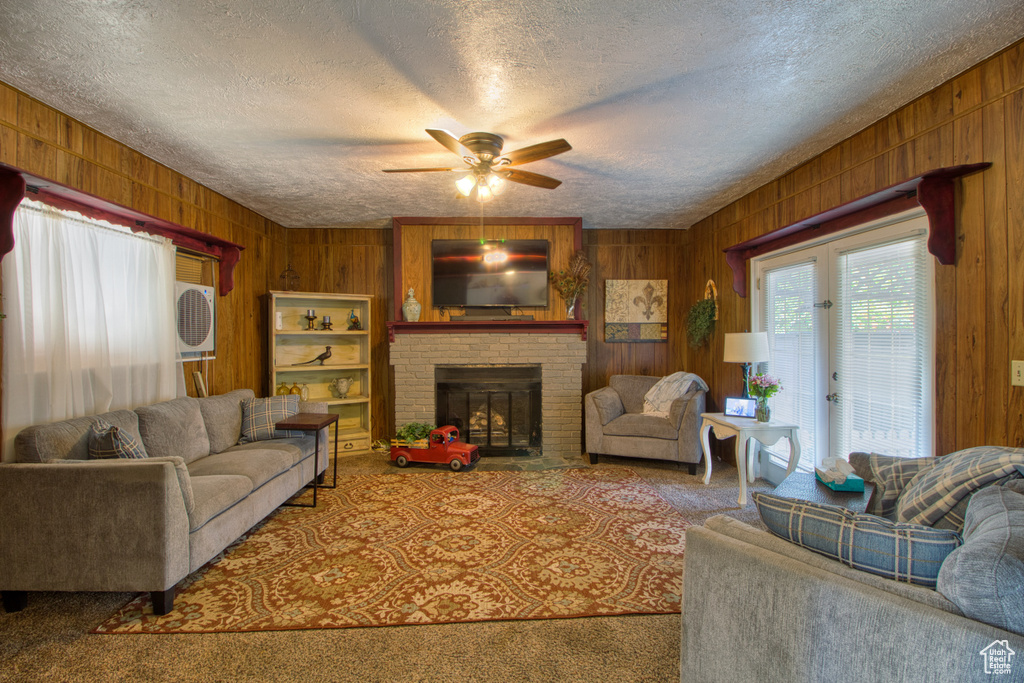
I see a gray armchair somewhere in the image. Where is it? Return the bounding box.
[585,374,706,473]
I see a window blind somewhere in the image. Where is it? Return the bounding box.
[834,234,931,458]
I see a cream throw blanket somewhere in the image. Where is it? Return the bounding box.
[642,371,708,418]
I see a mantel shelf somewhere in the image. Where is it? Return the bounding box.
[387,320,588,342]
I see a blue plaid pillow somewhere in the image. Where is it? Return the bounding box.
[856,452,938,518]
[88,419,148,459]
[896,446,1024,528]
[753,492,962,587]
[239,395,303,443]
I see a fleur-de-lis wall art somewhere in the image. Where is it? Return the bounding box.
[604,279,668,342]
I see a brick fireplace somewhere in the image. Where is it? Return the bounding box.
[387,321,588,459]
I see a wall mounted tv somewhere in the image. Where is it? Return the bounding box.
[431,239,550,308]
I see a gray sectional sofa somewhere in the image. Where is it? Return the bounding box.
[0,389,327,615]
[682,515,1024,682]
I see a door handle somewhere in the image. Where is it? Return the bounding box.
[825,393,840,404]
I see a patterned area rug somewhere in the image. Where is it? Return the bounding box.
[95,467,690,633]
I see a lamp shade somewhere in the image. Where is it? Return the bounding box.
[723,332,770,364]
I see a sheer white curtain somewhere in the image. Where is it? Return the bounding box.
[2,199,177,461]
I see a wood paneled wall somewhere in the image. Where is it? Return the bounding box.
[0,82,287,405]
[580,230,691,396]
[284,228,393,440]
[682,39,1024,454]
[395,218,578,322]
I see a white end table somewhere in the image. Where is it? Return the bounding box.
[699,412,801,507]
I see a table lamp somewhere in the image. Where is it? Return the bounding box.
[723,332,770,398]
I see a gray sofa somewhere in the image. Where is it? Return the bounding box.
[0,389,328,615]
[682,515,1024,682]
[585,374,705,473]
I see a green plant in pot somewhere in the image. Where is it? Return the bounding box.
[686,297,717,347]
[395,422,435,443]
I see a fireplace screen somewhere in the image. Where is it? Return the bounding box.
[435,366,541,456]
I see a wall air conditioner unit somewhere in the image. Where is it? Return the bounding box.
[175,282,216,359]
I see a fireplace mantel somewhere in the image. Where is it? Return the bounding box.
[387,320,588,342]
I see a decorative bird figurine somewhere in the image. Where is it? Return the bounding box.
[293,346,332,366]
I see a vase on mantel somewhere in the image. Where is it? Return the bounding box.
[402,288,421,322]
[565,298,577,320]
[755,398,771,423]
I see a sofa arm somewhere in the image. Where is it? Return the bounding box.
[682,522,1024,683]
[0,460,191,594]
[670,390,705,464]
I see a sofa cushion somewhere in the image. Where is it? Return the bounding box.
[896,446,1024,529]
[88,419,148,460]
[14,409,143,463]
[187,474,253,532]
[937,485,1024,636]
[187,449,296,490]
[603,413,679,440]
[753,492,962,587]
[224,437,312,466]
[135,396,211,465]
[238,395,304,443]
[198,389,255,454]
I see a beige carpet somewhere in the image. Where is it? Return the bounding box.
[96,467,690,634]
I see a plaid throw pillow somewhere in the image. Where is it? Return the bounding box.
[88,419,148,460]
[896,446,1024,529]
[857,452,938,519]
[239,395,303,443]
[753,492,962,588]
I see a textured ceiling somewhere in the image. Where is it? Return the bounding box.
[1,1,1023,230]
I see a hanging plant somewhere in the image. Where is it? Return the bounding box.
[686,297,718,348]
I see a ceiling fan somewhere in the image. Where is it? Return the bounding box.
[383,129,571,201]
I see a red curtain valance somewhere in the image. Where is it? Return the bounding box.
[723,163,991,297]
[0,163,244,295]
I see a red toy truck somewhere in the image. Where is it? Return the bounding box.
[390,425,480,471]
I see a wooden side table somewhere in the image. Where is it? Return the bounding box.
[699,412,801,507]
[275,412,339,508]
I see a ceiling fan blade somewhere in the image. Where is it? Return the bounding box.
[502,169,562,189]
[382,167,459,173]
[426,129,472,158]
[501,139,572,166]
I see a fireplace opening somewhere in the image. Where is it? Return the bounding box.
[435,365,541,456]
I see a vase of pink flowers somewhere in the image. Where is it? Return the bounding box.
[749,373,782,423]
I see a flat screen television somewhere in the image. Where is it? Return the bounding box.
[431,239,549,308]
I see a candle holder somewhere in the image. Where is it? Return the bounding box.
[321,316,333,331]
[305,314,317,331]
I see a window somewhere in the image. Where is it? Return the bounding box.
[752,210,934,481]
[1,199,178,460]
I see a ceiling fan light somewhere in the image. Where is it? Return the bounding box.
[455,174,476,197]
[487,174,506,195]
[476,183,493,202]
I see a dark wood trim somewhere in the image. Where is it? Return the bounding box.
[392,219,404,319]
[723,163,991,297]
[0,163,245,295]
[387,320,588,342]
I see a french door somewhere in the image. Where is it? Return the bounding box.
[752,211,934,483]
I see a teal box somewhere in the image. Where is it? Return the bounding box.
[815,470,865,492]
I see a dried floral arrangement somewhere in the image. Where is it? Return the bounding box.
[549,250,591,307]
